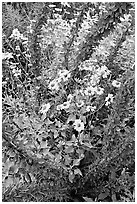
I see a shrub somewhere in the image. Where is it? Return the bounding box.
[2,2,135,202]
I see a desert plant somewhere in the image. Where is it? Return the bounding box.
[2,2,135,202]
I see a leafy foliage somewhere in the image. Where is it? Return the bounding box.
[2,2,135,202]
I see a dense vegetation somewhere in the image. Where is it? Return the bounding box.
[2,2,135,202]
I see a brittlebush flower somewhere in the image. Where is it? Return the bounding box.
[57,101,70,110]
[58,70,71,82]
[97,65,111,78]
[96,87,104,95]
[105,94,113,106]
[102,69,111,78]
[90,74,100,86]
[112,80,121,88]
[12,68,21,77]
[73,119,84,132]
[48,79,59,90]
[10,28,24,40]
[40,103,51,114]
[86,105,91,112]
[86,105,96,112]
[2,53,13,60]
[84,86,97,96]
[76,100,84,108]
[67,94,73,102]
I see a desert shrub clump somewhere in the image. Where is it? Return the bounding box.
[2,2,135,202]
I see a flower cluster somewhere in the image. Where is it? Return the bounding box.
[96,65,111,79]
[105,94,114,106]
[76,100,84,108]
[56,94,73,111]
[73,119,84,132]
[67,94,73,102]
[40,103,51,115]
[57,101,70,110]
[10,28,28,41]
[2,53,13,60]
[12,68,21,77]
[48,79,60,91]
[48,69,71,91]
[112,80,121,88]
[86,105,96,112]
[79,59,97,71]
[84,86,104,96]
[58,70,71,82]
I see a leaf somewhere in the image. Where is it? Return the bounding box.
[78,133,84,142]
[98,192,109,200]
[83,197,94,202]
[111,193,117,202]
[45,118,54,126]
[38,158,45,164]
[72,159,81,166]
[42,148,49,155]
[110,170,116,180]
[47,152,55,160]
[41,113,47,121]
[8,150,16,157]
[80,115,86,124]
[55,120,62,127]
[55,154,62,163]
[37,153,42,159]
[64,155,72,165]
[61,131,66,137]
[40,140,48,148]
[83,142,94,149]
[4,176,14,188]
[66,140,73,146]
[60,125,68,130]
[69,171,75,183]
[43,148,55,160]
[54,130,58,138]
[8,165,18,174]
[67,114,76,123]
[65,146,74,153]
[74,168,82,176]
[55,8,62,12]
[72,134,76,142]
[24,173,32,183]
[76,149,85,159]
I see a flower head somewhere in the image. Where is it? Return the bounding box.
[120,14,131,22]
[2,53,13,60]
[112,80,121,88]
[58,69,71,82]
[12,68,21,77]
[57,101,70,110]
[86,105,96,112]
[86,105,91,112]
[84,86,97,96]
[10,28,22,40]
[48,79,59,91]
[97,65,111,78]
[76,100,84,108]
[105,94,114,106]
[96,87,104,95]
[67,94,73,102]
[62,72,71,81]
[15,46,20,51]
[73,119,84,132]
[40,103,51,115]
[90,74,100,86]
[91,105,96,111]
[102,69,111,78]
